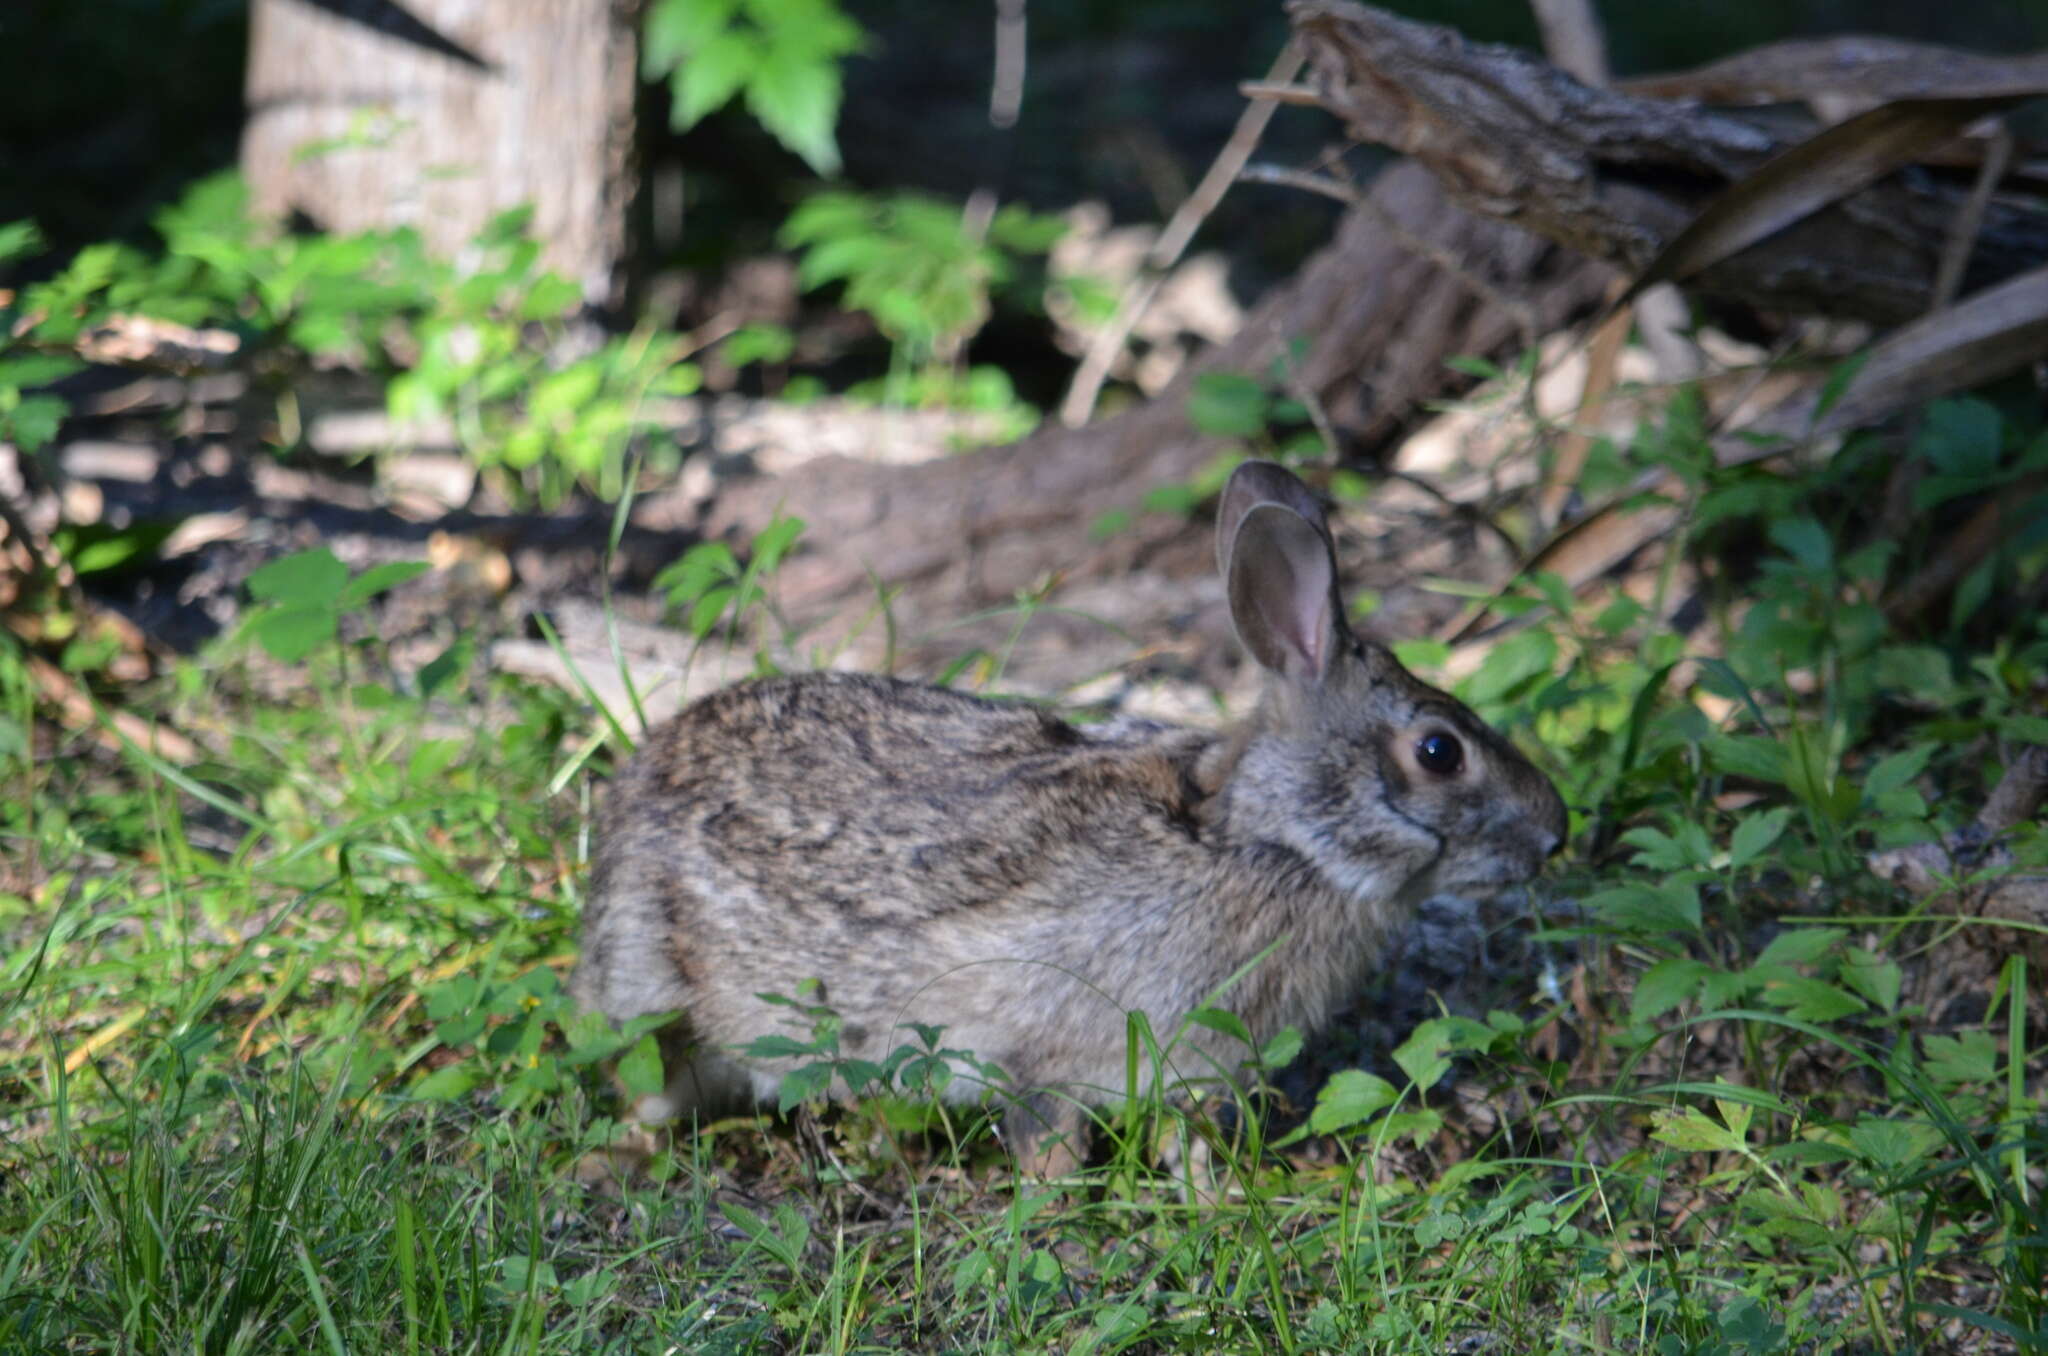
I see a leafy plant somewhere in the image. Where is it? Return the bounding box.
[642,0,866,176]
[781,189,1064,406]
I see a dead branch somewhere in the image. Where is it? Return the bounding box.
[1288,1,2048,324]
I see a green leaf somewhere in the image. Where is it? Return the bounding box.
[1308,1069,1398,1134]
[0,354,86,389]
[0,219,43,266]
[1758,976,1866,1022]
[744,46,843,175]
[418,636,474,698]
[1705,734,1786,786]
[750,514,805,572]
[1258,1025,1303,1070]
[1392,639,1450,672]
[643,0,739,76]
[1870,647,1955,705]
[1393,1016,1492,1092]
[411,1065,480,1101]
[1586,880,1702,935]
[1727,806,1792,870]
[776,1060,833,1112]
[1767,516,1832,571]
[247,548,350,607]
[337,560,430,610]
[1186,373,1270,437]
[1461,628,1557,705]
[1620,823,1713,872]
[1915,397,2003,480]
[1185,1006,1252,1048]
[1840,947,1901,1012]
[251,605,339,662]
[5,393,69,452]
[1863,744,1936,802]
[617,1033,666,1098]
[672,28,762,130]
[1755,927,1843,968]
[1847,1116,1939,1172]
[1633,957,1708,1021]
[1650,1104,1746,1154]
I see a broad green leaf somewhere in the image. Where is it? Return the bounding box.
[411,1064,481,1101]
[1621,823,1713,871]
[1308,1069,1398,1134]
[0,354,86,388]
[672,28,762,130]
[1727,806,1792,870]
[1462,628,1557,705]
[1259,1025,1303,1069]
[1920,1029,1997,1086]
[5,393,69,452]
[617,1033,666,1098]
[1767,515,1832,571]
[337,559,430,610]
[1393,1016,1492,1092]
[776,1060,833,1112]
[1847,1116,1940,1172]
[1586,880,1702,935]
[1649,1104,1746,1154]
[250,605,338,662]
[0,219,42,265]
[1755,927,1843,968]
[1633,957,1708,1021]
[247,548,350,607]
[745,47,843,175]
[1185,1006,1252,1048]
[643,0,740,76]
[1841,947,1901,1012]
[1759,976,1866,1022]
[1863,744,1936,801]
[418,635,474,697]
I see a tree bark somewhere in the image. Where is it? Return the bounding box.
[241,0,636,304]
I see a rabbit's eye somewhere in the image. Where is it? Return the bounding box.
[1416,731,1464,777]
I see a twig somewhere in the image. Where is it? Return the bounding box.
[1883,471,2047,626]
[1539,279,1631,526]
[1058,38,1305,428]
[26,654,199,764]
[1931,122,2013,312]
[1238,80,1324,106]
[1529,0,1609,87]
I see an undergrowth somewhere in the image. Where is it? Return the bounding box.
[5,372,2048,1352]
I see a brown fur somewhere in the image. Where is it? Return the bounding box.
[571,462,1566,1167]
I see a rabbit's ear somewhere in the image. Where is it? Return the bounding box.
[1225,503,1347,683]
[1215,461,1333,578]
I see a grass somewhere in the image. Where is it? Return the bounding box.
[4,496,2046,1354]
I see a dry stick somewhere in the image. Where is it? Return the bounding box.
[1538,280,1631,527]
[1884,471,2048,627]
[1932,123,2014,314]
[1529,0,1609,87]
[1056,38,1304,428]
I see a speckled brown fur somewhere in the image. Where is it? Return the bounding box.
[571,462,1566,1168]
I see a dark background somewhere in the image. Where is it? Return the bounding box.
[4,0,2044,291]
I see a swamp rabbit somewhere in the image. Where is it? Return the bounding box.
[572,460,1566,1171]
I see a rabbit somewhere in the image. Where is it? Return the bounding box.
[571,460,1567,1174]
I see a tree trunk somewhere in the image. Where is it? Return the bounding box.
[241,0,636,304]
